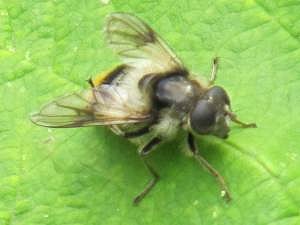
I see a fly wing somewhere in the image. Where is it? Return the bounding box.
[31,86,152,128]
[105,12,188,76]
[31,90,96,128]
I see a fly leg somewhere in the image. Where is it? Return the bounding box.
[227,111,257,128]
[113,120,155,138]
[187,133,231,202]
[87,78,95,87]
[209,57,219,85]
[123,126,151,138]
[133,137,161,205]
[86,78,100,104]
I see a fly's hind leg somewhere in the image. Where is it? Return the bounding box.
[209,57,219,85]
[123,126,151,138]
[87,78,95,87]
[133,137,161,205]
[133,159,160,205]
[187,133,231,202]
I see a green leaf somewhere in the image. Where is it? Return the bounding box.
[1,0,299,224]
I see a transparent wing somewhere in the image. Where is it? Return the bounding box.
[105,12,188,75]
[31,87,151,128]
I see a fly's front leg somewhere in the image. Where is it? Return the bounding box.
[133,137,161,205]
[227,111,257,128]
[209,57,219,85]
[187,133,231,202]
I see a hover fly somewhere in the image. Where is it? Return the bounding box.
[31,12,256,204]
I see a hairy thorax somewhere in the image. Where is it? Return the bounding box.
[153,75,201,118]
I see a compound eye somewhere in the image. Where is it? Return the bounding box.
[190,100,217,134]
[205,86,230,105]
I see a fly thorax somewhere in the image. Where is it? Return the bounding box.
[153,75,199,113]
[151,108,181,140]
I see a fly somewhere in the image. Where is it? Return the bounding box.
[31,12,256,205]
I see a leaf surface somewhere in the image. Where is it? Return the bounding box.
[0,0,299,224]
